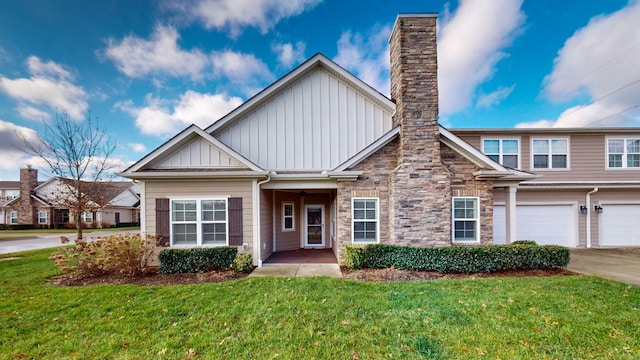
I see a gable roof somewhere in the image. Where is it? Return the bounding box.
[206,53,394,134]
[120,125,267,179]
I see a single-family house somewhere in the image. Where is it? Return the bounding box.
[3,167,140,228]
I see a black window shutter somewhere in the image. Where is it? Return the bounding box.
[228,197,243,246]
[155,198,170,247]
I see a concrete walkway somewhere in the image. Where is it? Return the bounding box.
[249,263,342,278]
[568,248,640,287]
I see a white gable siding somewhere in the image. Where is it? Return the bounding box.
[110,189,139,207]
[155,138,245,168]
[216,68,393,170]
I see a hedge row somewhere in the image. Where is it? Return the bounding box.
[344,243,570,273]
[158,247,238,274]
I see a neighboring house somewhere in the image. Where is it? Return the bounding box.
[121,14,539,266]
[454,129,640,248]
[3,167,140,228]
[0,181,23,225]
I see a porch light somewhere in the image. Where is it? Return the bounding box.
[594,205,603,214]
[579,205,588,214]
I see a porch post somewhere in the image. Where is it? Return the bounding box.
[505,185,518,244]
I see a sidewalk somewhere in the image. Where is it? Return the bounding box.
[249,263,342,278]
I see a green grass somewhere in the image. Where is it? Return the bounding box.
[1,250,639,359]
[0,227,140,240]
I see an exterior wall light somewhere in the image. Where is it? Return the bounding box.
[579,205,588,214]
[594,205,603,214]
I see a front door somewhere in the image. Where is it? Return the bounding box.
[305,205,324,248]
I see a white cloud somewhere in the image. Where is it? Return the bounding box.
[105,25,209,80]
[17,105,52,121]
[438,0,525,115]
[117,91,243,137]
[26,56,73,80]
[529,1,640,127]
[273,41,306,68]
[0,119,40,170]
[128,143,147,153]
[334,25,392,95]
[173,0,322,37]
[476,85,516,109]
[210,51,274,95]
[0,57,88,120]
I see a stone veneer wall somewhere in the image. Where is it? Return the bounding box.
[16,168,38,225]
[336,138,398,262]
[388,15,453,246]
[441,144,494,245]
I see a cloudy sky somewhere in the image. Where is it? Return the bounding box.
[0,0,639,180]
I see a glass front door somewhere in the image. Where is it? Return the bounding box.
[305,205,324,247]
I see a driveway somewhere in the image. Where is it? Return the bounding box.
[0,230,139,255]
[568,248,640,287]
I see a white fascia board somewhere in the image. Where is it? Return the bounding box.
[333,126,400,171]
[122,170,269,180]
[121,125,264,176]
[439,126,509,171]
[261,180,338,190]
[206,53,394,134]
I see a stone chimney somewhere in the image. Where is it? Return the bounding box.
[388,14,451,246]
[17,166,38,224]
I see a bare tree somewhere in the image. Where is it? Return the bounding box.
[21,110,118,240]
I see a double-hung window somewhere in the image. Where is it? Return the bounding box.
[607,138,640,169]
[38,211,47,224]
[282,202,295,231]
[352,198,379,243]
[9,211,17,224]
[532,138,568,169]
[452,197,479,242]
[81,211,93,223]
[483,139,519,168]
[171,199,228,246]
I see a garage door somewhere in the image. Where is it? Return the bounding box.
[493,205,575,246]
[600,204,640,246]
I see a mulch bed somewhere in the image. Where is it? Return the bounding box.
[51,267,576,286]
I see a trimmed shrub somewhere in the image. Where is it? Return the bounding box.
[344,245,367,269]
[359,244,570,273]
[511,240,538,246]
[49,233,154,278]
[232,253,254,273]
[159,247,238,274]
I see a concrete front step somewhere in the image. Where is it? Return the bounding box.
[249,264,342,278]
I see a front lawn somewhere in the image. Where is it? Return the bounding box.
[1,250,639,359]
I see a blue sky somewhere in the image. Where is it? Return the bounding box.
[1,0,639,180]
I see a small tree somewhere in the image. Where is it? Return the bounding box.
[21,110,117,240]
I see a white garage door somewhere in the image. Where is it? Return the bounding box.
[600,204,640,246]
[493,205,575,246]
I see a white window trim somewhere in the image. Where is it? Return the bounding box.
[38,211,47,224]
[81,211,94,223]
[606,137,640,170]
[351,197,380,244]
[9,211,18,224]
[530,137,570,171]
[481,137,521,169]
[452,196,480,243]
[282,202,295,232]
[169,197,229,247]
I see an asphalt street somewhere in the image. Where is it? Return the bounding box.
[0,230,139,255]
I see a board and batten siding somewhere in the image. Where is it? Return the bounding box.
[144,180,253,250]
[155,137,245,168]
[216,68,393,171]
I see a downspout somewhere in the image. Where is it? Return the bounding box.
[255,174,272,267]
[585,187,598,248]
